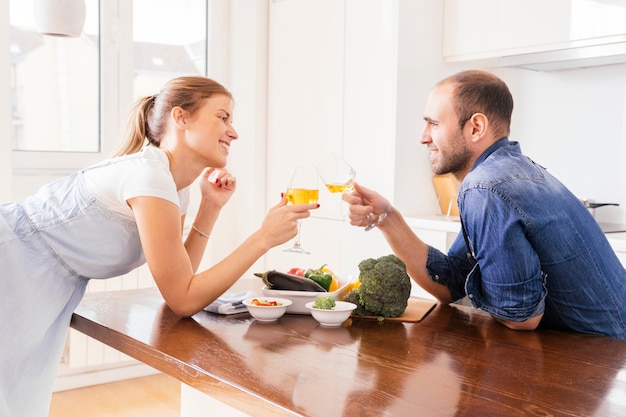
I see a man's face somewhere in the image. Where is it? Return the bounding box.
[420,83,472,176]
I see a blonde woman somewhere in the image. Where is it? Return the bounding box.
[0,76,317,417]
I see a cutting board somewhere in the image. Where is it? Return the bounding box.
[352,297,438,323]
[432,173,460,217]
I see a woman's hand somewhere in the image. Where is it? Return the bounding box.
[258,196,319,249]
[198,167,236,210]
[342,182,391,228]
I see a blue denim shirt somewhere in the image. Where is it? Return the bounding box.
[426,138,626,339]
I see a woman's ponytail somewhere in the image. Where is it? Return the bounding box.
[112,95,157,157]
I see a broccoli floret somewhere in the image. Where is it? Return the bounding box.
[345,290,376,316]
[313,296,336,310]
[347,254,411,317]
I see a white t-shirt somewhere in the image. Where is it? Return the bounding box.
[82,146,190,219]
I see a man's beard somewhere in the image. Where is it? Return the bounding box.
[432,131,471,176]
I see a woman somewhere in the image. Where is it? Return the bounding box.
[0,76,317,417]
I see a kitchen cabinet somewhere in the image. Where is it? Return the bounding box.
[443,0,626,70]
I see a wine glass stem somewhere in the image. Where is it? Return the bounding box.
[292,219,303,248]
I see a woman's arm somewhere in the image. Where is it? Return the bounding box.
[129,195,316,317]
[184,168,236,272]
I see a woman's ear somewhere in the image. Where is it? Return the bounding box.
[171,106,186,128]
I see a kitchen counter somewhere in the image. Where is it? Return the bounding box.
[406,215,626,259]
[606,231,626,252]
[71,288,626,417]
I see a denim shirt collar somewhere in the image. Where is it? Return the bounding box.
[471,137,519,172]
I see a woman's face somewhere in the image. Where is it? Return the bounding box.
[184,93,238,168]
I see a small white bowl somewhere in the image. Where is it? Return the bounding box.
[243,297,293,322]
[305,301,357,327]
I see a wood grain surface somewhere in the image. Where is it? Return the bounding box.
[71,288,626,417]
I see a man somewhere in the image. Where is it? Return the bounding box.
[344,70,626,339]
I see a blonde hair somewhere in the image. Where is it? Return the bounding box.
[113,76,233,157]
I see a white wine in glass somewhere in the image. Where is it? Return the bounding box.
[317,152,356,194]
[284,166,319,254]
[317,153,385,231]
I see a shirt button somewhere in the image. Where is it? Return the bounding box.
[434,275,440,281]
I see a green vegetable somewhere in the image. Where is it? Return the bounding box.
[313,296,336,310]
[347,254,411,318]
[304,264,333,291]
[345,291,375,316]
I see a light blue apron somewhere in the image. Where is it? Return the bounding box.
[0,171,145,417]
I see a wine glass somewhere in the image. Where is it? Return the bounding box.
[316,152,356,194]
[317,153,386,231]
[283,166,319,254]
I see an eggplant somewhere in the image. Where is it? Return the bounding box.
[254,270,326,292]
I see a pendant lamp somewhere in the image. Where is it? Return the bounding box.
[33,0,86,38]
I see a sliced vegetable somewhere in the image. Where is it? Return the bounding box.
[251,299,282,306]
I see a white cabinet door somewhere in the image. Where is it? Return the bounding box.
[443,0,626,62]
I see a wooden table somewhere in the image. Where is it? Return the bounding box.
[71,288,626,417]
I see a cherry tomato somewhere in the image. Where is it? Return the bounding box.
[288,267,306,277]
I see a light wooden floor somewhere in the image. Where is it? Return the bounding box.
[49,373,180,417]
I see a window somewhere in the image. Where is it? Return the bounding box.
[10,0,99,152]
[9,0,208,172]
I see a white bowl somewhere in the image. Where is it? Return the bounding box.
[262,276,354,315]
[305,301,357,327]
[242,297,292,322]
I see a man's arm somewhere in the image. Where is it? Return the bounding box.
[494,314,543,331]
[372,207,455,304]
